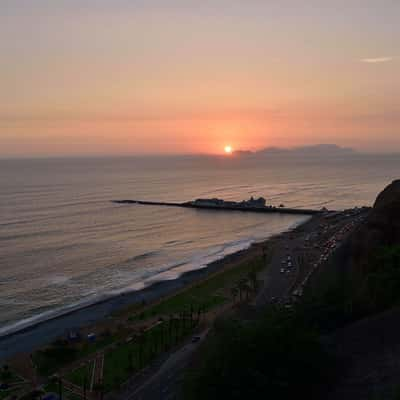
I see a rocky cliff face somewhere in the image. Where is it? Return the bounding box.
[350,179,400,275]
[371,179,400,243]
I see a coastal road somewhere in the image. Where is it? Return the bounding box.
[123,210,368,400]
[255,220,312,306]
[255,209,368,306]
[124,329,210,400]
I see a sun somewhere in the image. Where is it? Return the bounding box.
[224,145,233,154]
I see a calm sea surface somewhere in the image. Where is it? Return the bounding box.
[0,154,399,335]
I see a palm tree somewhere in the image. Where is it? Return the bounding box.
[262,246,268,261]
[230,287,239,303]
[196,307,201,325]
[248,270,258,292]
[174,317,179,344]
[181,311,186,333]
[244,282,252,300]
[237,279,248,302]
[83,374,87,400]
[168,315,173,346]
[97,382,105,400]
[138,333,145,369]
[190,304,194,328]
[128,349,134,371]
[160,322,165,351]
[58,377,63,400]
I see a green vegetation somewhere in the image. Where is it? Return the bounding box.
[43,381,81,400]
[103,317,198,392]
[0,388,21,400]
[0,391,11,400]
[184,245,400,399]
[184,308,336,400]
[296,285,355,334]
[33,334,115,376]
[0,366,25,400]
[32,254,267,395]
[65,361,94,387]
[0,366,23,384]
[297,245,400,334]
[102,256,265,392]
[360,245,400,312]
[129,256,265,322]
[33,343,78,376]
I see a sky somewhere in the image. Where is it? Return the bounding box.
[1,0,399,157]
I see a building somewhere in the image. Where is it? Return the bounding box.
[192,196,267,208]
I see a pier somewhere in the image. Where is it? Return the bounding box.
[113,199,322,216]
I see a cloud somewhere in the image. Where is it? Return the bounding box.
[361,57,395,63]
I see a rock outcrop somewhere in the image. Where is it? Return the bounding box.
[350,179,400,276]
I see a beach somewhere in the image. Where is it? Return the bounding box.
[0,214,312,362]
[0,201,372,369]
[0,236,259,361]
[0,204,372,400]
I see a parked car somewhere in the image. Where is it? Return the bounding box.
[191,336,201,343]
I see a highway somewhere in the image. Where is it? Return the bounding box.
[124,330,210,400]
[119,208,369,400]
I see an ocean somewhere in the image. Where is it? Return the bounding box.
[0,154,399,336]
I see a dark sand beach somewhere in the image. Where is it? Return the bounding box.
[0,227,280,362]
[2,210,355,363]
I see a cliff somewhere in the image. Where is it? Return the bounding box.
[349,179,400,276]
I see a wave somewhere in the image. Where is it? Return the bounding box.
[0,234,270,339]
[0,212,310,340]
[125,250,160,263]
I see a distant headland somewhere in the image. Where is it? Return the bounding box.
[232,144,356,157]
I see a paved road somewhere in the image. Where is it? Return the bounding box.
[256,209,368,306]
[255,217,318,306]
[122,209,369,400]
[126,329,210,400]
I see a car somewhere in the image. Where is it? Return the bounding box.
[191,336,201,343]
[280,268,285,273]
[42,394,60,400]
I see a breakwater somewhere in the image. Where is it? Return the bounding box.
[113,199,321,215]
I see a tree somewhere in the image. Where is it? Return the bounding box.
[138,333,145,369]
[248,270,258,292]
[83,373,87,400]
[128,349,134,371]
[237,279,248,302]
[190,304,194,328]
[58,377,63,400]
[186,310,334,400]
[230,287,239,303]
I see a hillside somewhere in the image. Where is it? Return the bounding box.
[184,180,400,400]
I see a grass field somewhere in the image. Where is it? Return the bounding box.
[0,369,25,400]
[43,382,82,400]
[129,255,265,322]
[103,318,196,392]
[65,361,94,387]
[32,254,267,394]
[33,334,115,376]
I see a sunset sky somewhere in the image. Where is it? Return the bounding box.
[1,0,399,157]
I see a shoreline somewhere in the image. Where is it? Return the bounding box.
[0,215,311,362]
